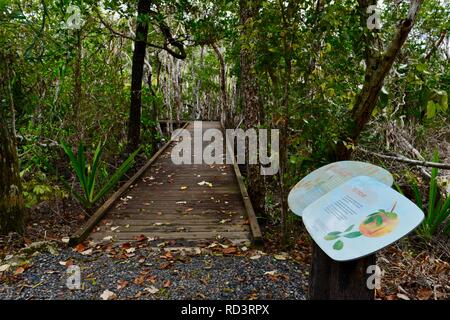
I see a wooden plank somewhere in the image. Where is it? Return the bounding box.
[99,219,248,225]
[69,122,190,245]
[95,224,249,233]
[90,231,251,241]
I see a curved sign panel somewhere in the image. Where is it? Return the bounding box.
[288,161,393,216]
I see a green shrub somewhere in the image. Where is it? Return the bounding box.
[61,141,141,209]
[412,152,450,237]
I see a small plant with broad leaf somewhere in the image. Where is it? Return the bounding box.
[61,141,141,209]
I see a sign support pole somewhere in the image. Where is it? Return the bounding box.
[309,242,375,300]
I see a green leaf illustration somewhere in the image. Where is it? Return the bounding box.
[344,231,363,238]
[376,216,383,226]
[367,212,380,217]
[333,240,344,250]
[324,231,341,241]
[364,216,376,224]
[344,224,354,232]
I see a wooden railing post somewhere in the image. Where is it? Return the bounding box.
[309,242,375,300]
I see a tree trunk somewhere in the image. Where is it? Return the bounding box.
[211,43,228,126]
[240,0,266,218]
[194,46,204,120]
[309,243,375,300]
[336,0,423,159]
[74,29,82,132]
[127,0,151,152]
[0,112,25,235]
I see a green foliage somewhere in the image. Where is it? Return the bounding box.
[411,152,450,237]
[61,141,141,208]
[20,172,68,208]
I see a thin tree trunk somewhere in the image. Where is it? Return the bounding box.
[0,111,25,235]
[240,0,266,218]
[194,46,204,120]
[211,43,228,126]
[127,0,151,152]
[278,0,295,243]
[74,29,82,132]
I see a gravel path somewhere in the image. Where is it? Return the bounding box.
[0,244,308,300]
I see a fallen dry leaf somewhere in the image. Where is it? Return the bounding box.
[198,181,213,187]
[159,262,172,269]
[134,276,145,285]
[144,286,159,294]
[100,289,117,300]
[14,267,25,275]
[81,248,93,256]
[117,280,128,290]
[163,280,172,288]
[135,234,147,242]
[61,237,70,244]
[223,247,238,254]
[74,243,86,253]
[397,293,410,300]
[417,288,433,300]
[274,254,288,261]
[0,264,11,272]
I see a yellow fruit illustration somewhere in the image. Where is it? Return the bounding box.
[359,203,399,238]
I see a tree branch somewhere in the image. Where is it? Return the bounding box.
[357,147,450,170]
[95,9,186,59]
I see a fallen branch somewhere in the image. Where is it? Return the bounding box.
[357,148,450,170]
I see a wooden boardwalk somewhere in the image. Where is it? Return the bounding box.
[70,121,262,246]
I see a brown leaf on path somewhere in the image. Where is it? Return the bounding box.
[74,243,86,253]
[159,262,172,270]
[135,234,147,242]
[223,247,238,255]
[134,276,145,285]
[163,280,172,288]
[417,288,433,300]
[121,242,132,249]
[117,279,128,290]
[161,251,174,260]
[14,267,25,275]
[146,275,157,284]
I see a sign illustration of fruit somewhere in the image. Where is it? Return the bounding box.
[359,202,399,238]
[324,202,399,250]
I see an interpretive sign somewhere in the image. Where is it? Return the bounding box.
[288,161,393,216]
[301,176,424,261]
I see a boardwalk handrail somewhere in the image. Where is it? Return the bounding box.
[222,124,264,245]
[69,122,190,245]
